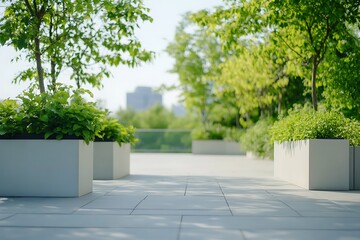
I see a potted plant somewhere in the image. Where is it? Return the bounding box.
[93,116,137,180]
[0,86,105,197]
[191,124,244,155]
[270,107,360,190]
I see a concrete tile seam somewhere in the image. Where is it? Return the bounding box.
[184,180,188,196]
[271,198,305,217]
[216,179,233,216]
[130,195,149,215]
[0,214,16,222]
[176,215,184,240]
[76,194,108,211]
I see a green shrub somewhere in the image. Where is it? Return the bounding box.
[0,99,26,136]
[97,117,138,146]
[192,124,225,140]
[0,86,105,144]
[240,118,274,159]
[342,119,360,146]
[223,127,243,142]
[270,108,360,146]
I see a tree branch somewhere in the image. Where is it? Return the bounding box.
[24,0,34,16]
[276,34,304,60]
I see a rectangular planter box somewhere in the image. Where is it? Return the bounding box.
[93,142,130,180]
[349,146,360,190]
[0,140,93,197]
[274,139,349,190]
[192,140,245,155]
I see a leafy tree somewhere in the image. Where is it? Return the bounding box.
[138,104,175,129]
[0,0,153,93]
[166,13,226,129]
[116,105,176,129]
[116,108,142,128]
[192,0,360,110]
[322,28,360,119]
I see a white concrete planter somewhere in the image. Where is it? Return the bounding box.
[192,140,244,155]
[93,142,130,180]
[274,139,349,190]
[349,146,360,190]
[0,139,93,197]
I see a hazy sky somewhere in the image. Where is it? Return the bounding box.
[0,0,223,112]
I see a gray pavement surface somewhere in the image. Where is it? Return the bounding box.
[0,153,360,239]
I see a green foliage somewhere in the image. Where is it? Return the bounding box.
[116,105,199,130]
[322,29,360,120]
[270,107,360,146]
[240,118,274,159]
[166,13,225,126]
[138,105,175,129]
[97,117,137,146]
[0,99,26,136]
[192,124,226,140]
[0,85,105,144]
[0,0,154,92]
[192,0,360,111]
[342,119,360,147]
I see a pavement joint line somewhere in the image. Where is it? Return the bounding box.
[130,195,149,215]
[240,228,248,240]
[0,214,16,221]
[184,179,188,196]
[217,178,233,216]
[176,215,183,240]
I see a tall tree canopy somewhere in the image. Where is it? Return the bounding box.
[166,13,225,128]
[193,0,360,110]
[0,0,153,93]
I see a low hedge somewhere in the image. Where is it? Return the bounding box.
[270,108,360,146]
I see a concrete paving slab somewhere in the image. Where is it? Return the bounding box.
[0,153,360,240]
[131,209,232,216]
[0,227,179,240]
[298,211,360,217]
[231,208,300,217]
[136,195,229,210]
[181,216,360,230]
[74,209,133,215]
[243,230,360,240]
[83,195,147,209]
[284,200,351,212]
[0,214,13,220]
[0,214,181,228]
[178,228,245,240]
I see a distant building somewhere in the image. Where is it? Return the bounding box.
[126,86,162,112]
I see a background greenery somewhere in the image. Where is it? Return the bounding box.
[1,0,359,157]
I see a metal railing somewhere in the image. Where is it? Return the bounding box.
[132,129,192,153]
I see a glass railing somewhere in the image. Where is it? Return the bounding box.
[132,129,192,153]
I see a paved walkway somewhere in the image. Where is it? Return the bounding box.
[1,153,360,239]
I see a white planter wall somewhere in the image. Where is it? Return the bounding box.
[93,142,130,180]
[0,140,93,197]
[349,146,360,190]
[274,139,349,190]
[192,140,244,155]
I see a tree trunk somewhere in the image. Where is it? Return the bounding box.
[311,56,318,111]
[35,37,45,93]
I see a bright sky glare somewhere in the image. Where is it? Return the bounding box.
[0,0,223,113]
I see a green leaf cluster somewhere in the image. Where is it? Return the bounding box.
[240,118,274,159]
[0,99,26,136]
[270,107,360,146]
[97,117,137,146]
[0,85,138,145]
[0,0,154,92]
[0,85,105,143]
